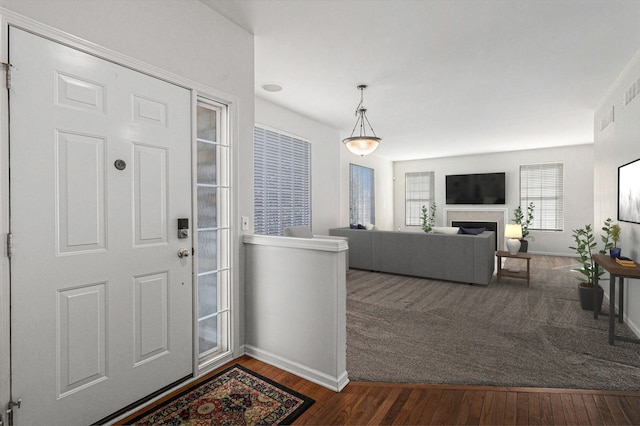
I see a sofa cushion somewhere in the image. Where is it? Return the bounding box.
[458,227,486,235]
[432,226,460,234]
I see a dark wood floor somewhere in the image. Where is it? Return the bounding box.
[116,355,640,425]
[226,355,639,425]
[115,356,640,425]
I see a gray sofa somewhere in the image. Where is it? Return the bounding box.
[329,228,495,285]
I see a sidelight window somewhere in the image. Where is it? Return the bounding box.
[195,99,230,366]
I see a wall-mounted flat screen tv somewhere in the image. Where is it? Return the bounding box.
[446,172,506,205]
[618,158,640,224]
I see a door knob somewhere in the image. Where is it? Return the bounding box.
[178,248,190,258]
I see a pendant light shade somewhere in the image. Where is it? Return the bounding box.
[342,85,382,156]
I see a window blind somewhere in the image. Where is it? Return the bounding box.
[254,126,311,236]
[520,163,564,231]
[349,163,375,225]
[405,171,435,226]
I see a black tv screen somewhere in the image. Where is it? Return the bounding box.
[446,172,506,204]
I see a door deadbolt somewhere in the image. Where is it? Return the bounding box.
[178,218,189,239]
[178,248,190,258]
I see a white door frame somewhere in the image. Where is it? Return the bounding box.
[0,8,240,420]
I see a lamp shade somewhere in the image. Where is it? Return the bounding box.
[505,224,523,255]
[505,224,523,239]
[343,136,381,156]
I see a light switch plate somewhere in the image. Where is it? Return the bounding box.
[241,216,249,231]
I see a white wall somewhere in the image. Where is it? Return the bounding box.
[393,144,594,256]
[339,148,395,231]
[0,0,254,375]
[244,235,348,391]
[255,97,341,235]
[594,47,640,337]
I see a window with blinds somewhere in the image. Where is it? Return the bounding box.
[349,163,375,225]
[405,171,435,226]
[520,163,564,231]
[254,126,311,236]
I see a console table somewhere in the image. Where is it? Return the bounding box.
[592,254,640,345]
[496,251,532,287]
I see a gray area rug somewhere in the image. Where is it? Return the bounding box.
[346,255,640,390]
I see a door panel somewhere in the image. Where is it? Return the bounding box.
[56,131,107,252]
[134,272,169,364]
[134,144,168,244]
[58,283,108,396]
[9,27,193,425]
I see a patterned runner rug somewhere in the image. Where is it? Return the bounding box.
[123,364,314,425]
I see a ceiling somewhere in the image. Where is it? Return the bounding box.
[200,0,640,161]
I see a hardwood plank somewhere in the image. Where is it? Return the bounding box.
[538,393,555,426]
[453,390,475,425]
[465,390,486,425]
[379,387,412,425]
[491,391,507,426]
[515,392,529,425]
[504,392,518,425]
[582,394,605,426]
[352,386,397,425]
[302,385,365,425]
[429,388,455,424]
[366,387,403,425]
[571,393,595,426]
[593,394,617,426]
[604,394,633,425]
[440,389,467,425]
[478,390,496,425]
[527,392,541,425]
[335,385,376,425]
[561,393,579,425]
[550,392,567,425]
[390,388,425,425]
[406,388,443,425]
[621,396,640,426]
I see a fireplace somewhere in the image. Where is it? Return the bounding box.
[452,221,498,250]
[444,208,507,251]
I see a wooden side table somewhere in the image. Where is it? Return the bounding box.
[592,254,640,345]
[496,250,532,287]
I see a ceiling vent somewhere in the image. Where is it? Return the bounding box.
[623,77,640,108]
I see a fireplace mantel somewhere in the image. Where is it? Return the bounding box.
[444,207,508,251]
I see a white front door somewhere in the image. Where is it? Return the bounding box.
[9,28,193,425]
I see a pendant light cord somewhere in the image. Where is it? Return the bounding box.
[347,86,379,138]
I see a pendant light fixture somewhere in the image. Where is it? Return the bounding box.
[342,84,382,156]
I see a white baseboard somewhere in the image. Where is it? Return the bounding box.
[244,345,349,392]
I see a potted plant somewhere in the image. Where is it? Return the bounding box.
[513,202,534,252]
[421,202,437,233]
[609,223,621,258]
[569,218,614,311]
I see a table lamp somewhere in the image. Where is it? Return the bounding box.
[505,224,523,255]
